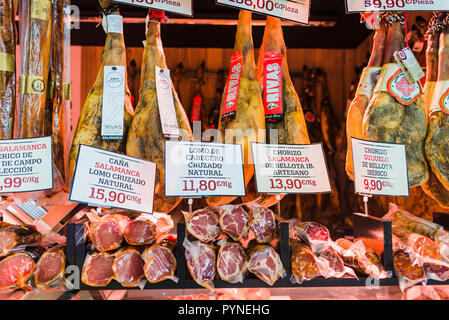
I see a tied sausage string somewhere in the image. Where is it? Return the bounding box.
[444,13,449,28]
[380,11,405,28]
[426,12,447,36]
[98,4,120,17]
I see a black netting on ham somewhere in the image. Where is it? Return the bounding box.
[185,207,221,243]
[112,248,145,287]
[248,206,276,243]
[218,205,250,241]
[82,251,115,287]
[142,244,177,283]
[184,238,216,289]
[217,241,248,284]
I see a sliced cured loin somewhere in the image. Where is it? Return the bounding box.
[185,207,221,243]
[87,213,131,252]
[0,225,42,257]
[217,241,248,284]
[126,11,193,213]
[0,246,44,291]
[206,10,265,207]
[242,16,310,206]
[362,13,428,187]
[0,0,16,139]
[18,0,52,138]
[124,219,156,246]
[142,243,177,283]
[248,205,276,244]
[81,251,115,287]
[248,244,285,286]
[346,21,387,180]
[290,240,321,284]
[424,15,449,203]
[112,247,145,287]
[69,1,134,178]
[290,221,330,255]
[34,244,66,288]
[184,238,216,289]
[217,205,250,241]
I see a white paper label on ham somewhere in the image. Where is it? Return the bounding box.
[251,142,332,194]
[110,0,193,16]
[102,66,125,140]
[164,141,245,197]
[430,80,449,115]
[155,66,180,139]
[217,0,310,25]
[351,137,410,197]
[0,136,53,193]
[346,0,449,12]
[69,145,157,213]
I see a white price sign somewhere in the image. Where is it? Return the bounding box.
[69,145,157,213]
[251,143,332,194]
[346,0,449,12]
[110,0,193,16]
[164,141,245,197]
[0,136,53,193]
[216,0,311,25]
[351,138,409,197]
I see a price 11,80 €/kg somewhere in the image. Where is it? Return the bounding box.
[89,187,142,206]
[182,179,233,193]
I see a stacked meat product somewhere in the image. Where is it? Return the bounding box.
[82,211,177,287]
[384,203,449,291]
[290,221,389,284]
[183,204,285,289]
[0,223,67,291]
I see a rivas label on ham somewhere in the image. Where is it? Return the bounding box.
[351,137,409,197]
[164,141,245,197]
[251,143,332,194]
[217,0,311,25]
[110,0,193,16]
[102,66,125,140]
[222,51,243,122]
[0,136,53,194]
[263,51,283,122]
[69,145,157,213]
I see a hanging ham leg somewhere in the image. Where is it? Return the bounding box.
[126,11,193,213]
[206,10,265,207]
[0,0,16,139]
[69,0,134,178]
[346,21,387,180]
[363,15,428,187]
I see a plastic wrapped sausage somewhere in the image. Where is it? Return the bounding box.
[290,239,321,284]
[392,225,441,261]
[290,221,330,255]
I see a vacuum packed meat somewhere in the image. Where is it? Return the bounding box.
[290,239,321,284]
[185,207,221,243]
[142,243,177,283]
[218,205,250,241]
[87,213,131,252]
[0,225,42,257]
[217,241,248,284]
[34,244,66,289]
[290,221,330,255]
[112,247,145,287]
[81,251,115,287]
[124,219,156,246]
[248,205,276,244]
[248,244,285,286]
[126,10,193,213]
[184,238,216,289]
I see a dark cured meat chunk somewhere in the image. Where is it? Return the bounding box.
[81,251,115,287]
[124,220,156,246]
[291,221,330,254]
[0,253,35,290]
[248,206,276,244]
[142,243,177,283]
[185,208,221,243]
[248,244,285,286]
[290,240,321,284]
[0,225,42,257]
[423,259,449,281]
[217,241,248,284]
[184,239,216,289]
[34,244,66,288]
[112,248,145,287]
[393,250,425,281]
[218,205,250,241]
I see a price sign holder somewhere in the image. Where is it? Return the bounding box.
[353,212,393,271]
[216,0,311,25]
[110,0,193,17]
[345,0,449,13]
